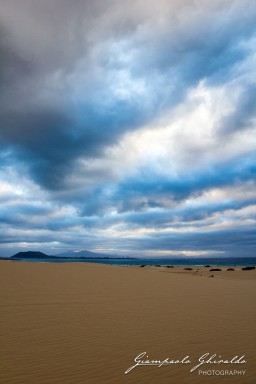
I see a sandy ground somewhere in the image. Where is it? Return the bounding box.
[0,261,255,384]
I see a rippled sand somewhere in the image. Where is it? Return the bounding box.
[0,261,255,384]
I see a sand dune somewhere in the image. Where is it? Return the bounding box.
[0,261,255,384]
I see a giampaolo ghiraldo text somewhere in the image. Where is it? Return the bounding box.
[125,352,247,374]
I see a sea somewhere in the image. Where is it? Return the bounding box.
[8,256,256,266]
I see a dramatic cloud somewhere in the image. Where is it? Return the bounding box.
[0,0,255,257]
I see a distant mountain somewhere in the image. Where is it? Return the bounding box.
[10,250,134,260]
[55,249,135,259]
[11,251,55,259]
[55,249,117,258]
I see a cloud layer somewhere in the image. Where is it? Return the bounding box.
[0,0,256,257]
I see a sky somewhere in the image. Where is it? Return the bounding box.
[0,0,256,258]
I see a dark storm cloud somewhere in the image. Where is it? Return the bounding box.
[1,0,256,191]
[0,28,32,87]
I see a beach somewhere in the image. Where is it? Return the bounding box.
[0,261,255,384]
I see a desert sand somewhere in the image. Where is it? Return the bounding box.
[0,261,255,384]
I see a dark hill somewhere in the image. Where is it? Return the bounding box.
[11,251,55,259]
